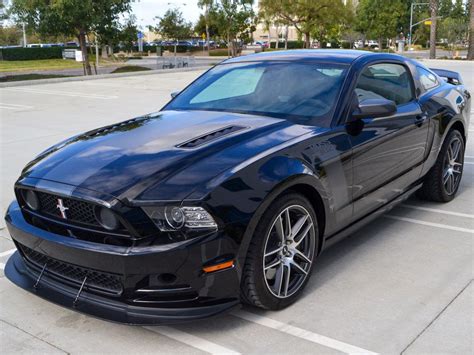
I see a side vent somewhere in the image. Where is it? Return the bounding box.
[176,125,246,148]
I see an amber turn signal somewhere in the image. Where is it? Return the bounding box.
[203,260,234,273]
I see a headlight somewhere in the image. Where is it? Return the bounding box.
[143,206,217,232]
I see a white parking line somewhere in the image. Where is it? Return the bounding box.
[0,249,16,258]
[4,88,118,100]
[232,310,378,355]
[400,204,474,219]
[384,215,474,234]
[0,103,34,110]
[144,326,241,355]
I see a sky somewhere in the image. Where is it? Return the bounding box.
[131,0,202,30]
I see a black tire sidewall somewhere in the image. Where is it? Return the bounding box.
[245,192,319,310]
[439,130,465,201]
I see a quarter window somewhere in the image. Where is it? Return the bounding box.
[355,63,414,105]
[418,67,439,91]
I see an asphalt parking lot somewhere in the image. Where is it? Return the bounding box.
[0,59,472,354]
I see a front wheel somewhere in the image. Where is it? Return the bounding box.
[418,129,465,202]
[241,193,319,310]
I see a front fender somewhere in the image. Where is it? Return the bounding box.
[188,154,332,276]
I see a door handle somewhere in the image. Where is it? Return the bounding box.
[415,114,428,127]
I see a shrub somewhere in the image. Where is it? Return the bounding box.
[270,41,304,49]
[0,47,66,61]
[209,49,230,56]
[111,65,151,73]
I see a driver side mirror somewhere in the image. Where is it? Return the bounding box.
[170,91,180,99]
[349,98,397,121]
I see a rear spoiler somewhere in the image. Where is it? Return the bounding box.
[430,68,463,85]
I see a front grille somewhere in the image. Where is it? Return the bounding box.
[19,244,123,295]
[36,191,99,226]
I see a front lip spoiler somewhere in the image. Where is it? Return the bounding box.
[5,252,240,325]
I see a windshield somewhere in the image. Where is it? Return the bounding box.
[165,61,348,125]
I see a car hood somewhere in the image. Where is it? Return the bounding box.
[21,110,314,202]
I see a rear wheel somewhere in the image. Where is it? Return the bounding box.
[418,129,464,202]
[241,193,318,309]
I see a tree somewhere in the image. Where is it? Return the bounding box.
[153,8,192,41]
[207,0,255,57]
[9,0,132,75]
[429,0,438,59]
[0,26,22,45]
[356,0,406,50]
[468,0,474,60]
[259,0,343,48]
[198,0,214,54]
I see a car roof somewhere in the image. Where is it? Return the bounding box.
[221,49,406,65]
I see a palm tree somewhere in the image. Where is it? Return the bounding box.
[468,0,474,60]
[429,0,438,59]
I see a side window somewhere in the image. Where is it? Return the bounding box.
[418,67,439,91]
[355,63,414,106]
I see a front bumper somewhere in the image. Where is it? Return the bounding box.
[4,202,241,324]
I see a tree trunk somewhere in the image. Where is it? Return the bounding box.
[284,26,288,50]
[429,0,437,59]
[468,0,474,60]
[304,32,311,48]
[78,30,92,75]
[101,45,108,59]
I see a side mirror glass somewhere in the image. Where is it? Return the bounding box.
[350,98,397,121]
[170,91,180,98]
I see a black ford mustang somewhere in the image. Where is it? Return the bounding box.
[5,50,470,324]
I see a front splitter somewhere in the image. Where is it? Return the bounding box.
[5,252,240,325]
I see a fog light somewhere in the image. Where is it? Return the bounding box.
[95,207,119,230]
[22,190,40,211]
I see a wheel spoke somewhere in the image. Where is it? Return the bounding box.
[443,170,451,184]
[282,264,291,296]
[265,246,283,258]
[447,145,453,161]
[264,258,281,271]
[294,249,312,264]
[294,223,313,247]
[274,264,285,296]
[453,162,463,174]
[275,216,285,243]
[291,261,308,275]
[290,214,309,240]
[284,208,291,238]
[451,140,461,160]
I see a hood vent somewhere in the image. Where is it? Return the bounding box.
[176,125,246,149]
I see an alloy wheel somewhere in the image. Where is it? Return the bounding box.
[263,205,316,298]
[443,137,463,195]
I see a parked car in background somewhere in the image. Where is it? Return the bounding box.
[354,40,364,49]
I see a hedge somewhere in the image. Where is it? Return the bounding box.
[270,41,305,49]
[0,47,65,61]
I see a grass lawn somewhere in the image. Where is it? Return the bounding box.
[0,57,124,73]
[0,59,84,73]
[0,73,75,82]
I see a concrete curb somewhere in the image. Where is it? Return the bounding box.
[0,65,210,88]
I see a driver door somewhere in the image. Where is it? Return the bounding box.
[349,62,429,221]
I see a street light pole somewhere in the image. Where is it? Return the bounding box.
[408,2,429,50]
[22,22,27,47]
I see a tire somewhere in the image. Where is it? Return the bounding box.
[241,192,319,310]
[418,129,465,202]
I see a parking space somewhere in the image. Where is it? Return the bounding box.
[0,60,472,354]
